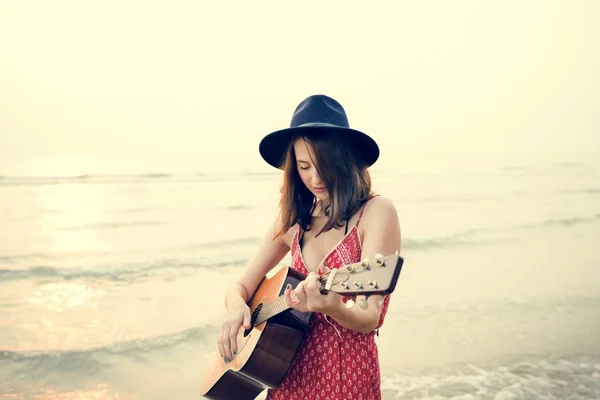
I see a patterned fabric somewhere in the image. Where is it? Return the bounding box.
[266,202,391,400]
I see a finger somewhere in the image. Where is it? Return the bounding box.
[217,328,226,360]
[293,281,306,296]
[284,283,298,307]
[293,282,307,303]
[291,290,299,304]
[243,308,251,330]
[304,273,319,292]
[298,280,306,292]
[228,324,239,359]
[221,325,232,362]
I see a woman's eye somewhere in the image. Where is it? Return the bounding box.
[299,165,310,170]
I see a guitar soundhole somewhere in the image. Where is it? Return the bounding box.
[243,303,263,337]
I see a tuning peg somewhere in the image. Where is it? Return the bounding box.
[360,258,370,269]
[346,265,355,273]
[345,298,355,308]
[375,253,385,266]
[359,297,369,310]
[368,280,378,289]
[353,281,363,289]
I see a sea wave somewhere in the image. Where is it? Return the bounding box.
[382,353,600,399]
[404,213,600,251]
[57,220,168,231]
[0,236,261,264]
[0,256,249,283]
[1,212,598,275]
[0,171,279,186]
[0,174,187,186]
[0,324,216,365]
[219,204,256,211]
[539,213,600,227]
[564,187,600,195]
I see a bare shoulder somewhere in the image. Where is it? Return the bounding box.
[270,211,297,248]
[360,195,401,234]
[363,195,400,222]
[279,223,298,248]
[360,195,402,255]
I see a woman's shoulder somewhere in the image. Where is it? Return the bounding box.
[360,195,400,227]
[271,212,299,248]
[365,194,397,212]
[282,223,299,247]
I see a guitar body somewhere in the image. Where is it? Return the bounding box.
[200,266,312,400]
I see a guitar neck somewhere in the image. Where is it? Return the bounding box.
[252,253,403,327]
[253,295,289,326]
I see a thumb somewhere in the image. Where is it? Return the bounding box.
[243,307,251,329]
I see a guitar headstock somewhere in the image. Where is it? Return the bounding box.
[318,252,404,296]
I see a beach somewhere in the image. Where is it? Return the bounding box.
[1,151,599,399]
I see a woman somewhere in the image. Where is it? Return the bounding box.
[218,94,401,399]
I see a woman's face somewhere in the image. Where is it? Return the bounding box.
[293,139,328,201]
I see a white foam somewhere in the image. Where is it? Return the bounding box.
[381,354,600,399]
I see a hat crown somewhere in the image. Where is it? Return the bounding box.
[259,94,379,169]
[290,95,350,128]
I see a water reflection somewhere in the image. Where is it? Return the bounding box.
[28,282,105,313]
[37,182,106,254]
[0,385,136,399]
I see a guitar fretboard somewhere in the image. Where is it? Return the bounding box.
[249,254,402,328]
[253,295,289,327]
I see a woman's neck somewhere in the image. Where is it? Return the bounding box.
[311,199,331,218]
[312,200,325,217]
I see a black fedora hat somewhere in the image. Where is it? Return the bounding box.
[259,94,379,169]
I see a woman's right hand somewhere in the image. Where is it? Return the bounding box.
[217,299,251,363]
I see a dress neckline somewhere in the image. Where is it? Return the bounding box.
[296,225,360,273]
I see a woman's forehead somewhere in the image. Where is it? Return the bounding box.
[293,138,315,161]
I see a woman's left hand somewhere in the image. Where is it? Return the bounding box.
[284,264,342,314]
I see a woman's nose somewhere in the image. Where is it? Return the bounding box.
[311,173,323,186]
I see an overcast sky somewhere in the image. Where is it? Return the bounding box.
[1,0,598,176]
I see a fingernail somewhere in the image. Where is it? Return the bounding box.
[233,350,237,355]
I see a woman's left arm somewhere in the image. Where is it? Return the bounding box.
[327,196,401,333]
[285,196,401,333]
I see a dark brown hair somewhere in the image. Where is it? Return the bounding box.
[275,132,373,238]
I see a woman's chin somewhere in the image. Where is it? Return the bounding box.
[315,193,329,202]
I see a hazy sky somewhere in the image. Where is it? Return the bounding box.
[1,1,599,175]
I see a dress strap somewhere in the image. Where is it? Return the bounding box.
[297,225,304,250]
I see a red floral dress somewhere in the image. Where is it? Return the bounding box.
[266,203,391,400]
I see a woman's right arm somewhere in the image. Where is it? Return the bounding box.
[218,216,292,362]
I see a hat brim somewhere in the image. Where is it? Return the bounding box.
[259,125,379,170]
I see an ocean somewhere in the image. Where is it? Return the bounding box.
[1,152,599,399]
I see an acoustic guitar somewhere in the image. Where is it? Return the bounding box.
[199,252,404,400]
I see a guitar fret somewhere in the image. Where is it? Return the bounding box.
[254,294,290,327]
